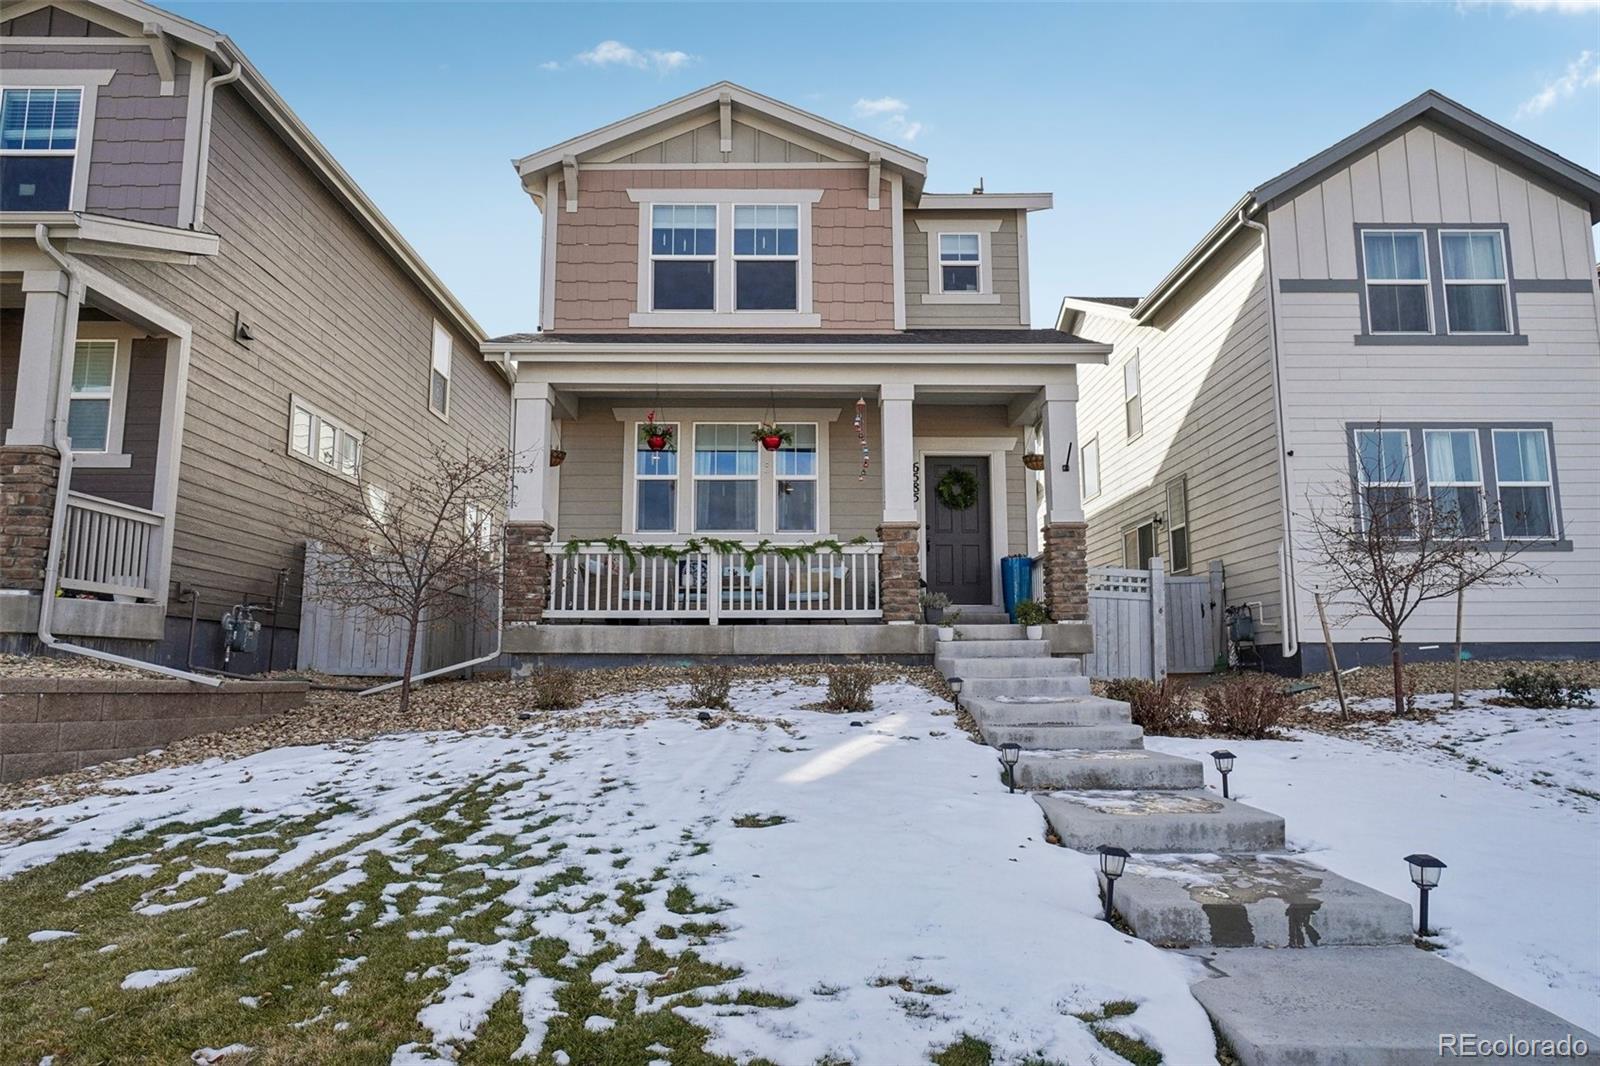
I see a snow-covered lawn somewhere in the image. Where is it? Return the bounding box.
[0,677,1215,1065]
[1149,690,1600,1033]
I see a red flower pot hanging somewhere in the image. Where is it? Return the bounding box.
[752,421,793,453]
[639,412,675,453]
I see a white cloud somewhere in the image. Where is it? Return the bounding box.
[853,96,909,118]
[571,39,695,75]
[1517,49,1600,117]
[1458,0,1600,11]
[852,96,926,143]
[538,60,562,72]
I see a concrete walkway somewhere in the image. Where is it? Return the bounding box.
[936,629,1598,1065]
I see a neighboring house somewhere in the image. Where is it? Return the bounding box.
[1060,91,1600,673]
[482,83,1108,661]
[0,0,510,670]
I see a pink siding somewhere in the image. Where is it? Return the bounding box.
[554,167,895,331]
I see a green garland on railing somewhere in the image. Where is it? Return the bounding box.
[561,534,871,570]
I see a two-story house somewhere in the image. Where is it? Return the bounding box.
[1060,91,1600,673]
[482,83,1108,662]
[0,0,511,672]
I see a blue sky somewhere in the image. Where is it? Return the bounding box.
[170,1,1600,337]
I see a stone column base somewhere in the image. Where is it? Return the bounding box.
[878,521,922,624]
[1,445,61,592]
[1043,521,1088,622]
[505,521,554,625]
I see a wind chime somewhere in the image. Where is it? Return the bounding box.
[854,397,870,480]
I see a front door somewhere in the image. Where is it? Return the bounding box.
[925,455,992,605]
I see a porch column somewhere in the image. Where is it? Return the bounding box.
[878,383,920,624]
[1040,381,1088,622]
[506,381,555,625]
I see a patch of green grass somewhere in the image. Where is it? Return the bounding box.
[1075,1000,1162,1066]
[932,1035,994,1066]
[871,974,952,995]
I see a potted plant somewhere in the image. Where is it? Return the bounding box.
[639,412,675,453]
[752,421,794,452]
[1015,599,1050,640]
[919,589,950,625]
[1022,452,1046,471]
[937,607,962,643]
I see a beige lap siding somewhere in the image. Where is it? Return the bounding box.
[552,167,895,331]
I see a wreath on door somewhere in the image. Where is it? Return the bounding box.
[934,467,980,511]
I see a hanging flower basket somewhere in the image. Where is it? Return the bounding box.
[752,421,793,452]
[1022,452,1046,471]
[639,413,675,453]
[935,467,980,511]
[549,449,567,468]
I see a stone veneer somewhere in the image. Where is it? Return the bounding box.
[1043,521,1089,622]
[0,445,60,593]
[504,521,555,624]
[878,521,922,623]
[0,677,308,783]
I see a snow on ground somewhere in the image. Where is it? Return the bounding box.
[1,677,1217,1065]
[1148,696,1600,1033]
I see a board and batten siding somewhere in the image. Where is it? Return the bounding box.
[1071,232,1287,643]
[903,210,1025,328]
[83,85,509,626]
[1267,120,1600,648]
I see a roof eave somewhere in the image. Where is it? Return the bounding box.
[915,193,1054,212]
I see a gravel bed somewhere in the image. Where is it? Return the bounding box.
[0,653,154,680]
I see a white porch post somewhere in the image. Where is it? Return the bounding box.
[6,269,79,446]
[144,333,192,607]
[510,381,554,525]
[878,383,920,623]
[1039,379,1088,622]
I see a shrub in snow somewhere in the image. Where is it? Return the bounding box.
[1499,664,1595,710]
[525,666,580,711]
[823,665,874,712]
[1104,677,1196,736]
[685,664,733,710]
[1199,675,1290,738]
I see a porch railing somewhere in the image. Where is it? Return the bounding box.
[547,542,883,622]
[58,491,164,601]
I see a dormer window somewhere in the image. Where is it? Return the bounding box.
[938,233,981,293]
[1,87,81,212]
[650,204,716,311]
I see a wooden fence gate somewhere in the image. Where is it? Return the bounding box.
[1086,558,1223,680]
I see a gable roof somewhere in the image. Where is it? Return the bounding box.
[1129,90,1600,322]
[513,81,929,200]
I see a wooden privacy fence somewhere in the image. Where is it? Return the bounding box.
[1086,558,1224,680]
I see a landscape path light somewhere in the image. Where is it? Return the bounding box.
[1404,853,1447,936]
[998,742,1021,793]
[1210,749,1236,799]
[1098,845,1130,923]
[947,676,963,713]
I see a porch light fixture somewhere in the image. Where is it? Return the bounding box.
[998,742,1021,793]
[947,676,963,712]
[1210,749,1235,799]
[1097,844,1130,922]
[1404,853,1446,936]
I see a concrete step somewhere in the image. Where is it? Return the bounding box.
[949,611,1011,627]
[1192,946,1600,1066]
[931,639,1049,660]
[966,694,1131,727]
[959,674,1091,699]
[979,721,1146,750]
[948,623,1025,640]
[1102,855,1413,948]
[1013,749,1202,791]
[1036,789,1286,853]
[935,656,1081,679]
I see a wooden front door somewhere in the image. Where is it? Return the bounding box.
[925,455,992,605]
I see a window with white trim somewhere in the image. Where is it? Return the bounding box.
[1,87,81,211]
[1165,475,1190,573]
[466,503,494,552]
[66,339,115,452]
[634,421,679,534]
[1361,230,1431,334]
[430,321,452,418]
[1440,230,1510,334]
[693,423,758,532]
[365,483,389,525]
[1354,428,1415,537]
[1123,354,1143,440]
[651,204,717,311]
[937,232,981,293]
[734,204,799,311]
[774,423,818,532]
[1081,436,1101,500]
[288,396,362,479]
[1422,429,1484,538]
[1492,429,1554,540]
[1123,521,1154,569]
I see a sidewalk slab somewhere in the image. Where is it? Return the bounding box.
[1036,789,1285,852]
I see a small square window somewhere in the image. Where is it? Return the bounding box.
[937,232,981,293]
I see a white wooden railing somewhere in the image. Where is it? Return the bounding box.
[57,491,164,601]
[547,542,883,622]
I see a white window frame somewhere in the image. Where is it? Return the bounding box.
[1361,228,1433,336]
[648,202,718,314]
[692,422,761,534]
[1123,353,1143,441]
[66,338,117,454]
[365,483,389,526]
[1421,428,1485,540]
[0,72,112,214]
[287,394,363,482]
[631,419,681,535]
[1164,475,1190,573]
[628,190,822,328]
[1490,428,1557,541]
[915,216,1002,304]
[936,231,982,295]
[1439,229,1512,336]
[465,503,494,552]
[772,422,819,534]
[1122,520,1155,569]
[732,203,801,314]
[429,320,452,421]
[1353,427,1416,537]
[1081,435,1101,500]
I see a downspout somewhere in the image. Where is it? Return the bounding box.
[32,226,222,685]
[1238,205,1300,659]
[190,61,242,230]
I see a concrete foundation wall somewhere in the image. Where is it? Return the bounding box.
[505,621,1093,661]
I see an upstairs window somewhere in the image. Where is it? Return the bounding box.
[0,87,81,212]
[651,204,716,311]
[1362,230,1431,334]
[1441,231,1509,334]
[1123,354,1143,440]
[734,204,799,311]
[430,321,452,419]
[938,232,981,293]
[1493,429,1554,540]
[289,395,361,480]
[1354,428,1415,537]
[67,339,115,452]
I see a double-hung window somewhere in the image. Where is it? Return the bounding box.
[1440,231,1510,334]
[1,87,81,212]
[1422,429,1484,538]
[289,396,361,479]
[429,322,452,418]
[634,422,679,533]
[1164,475,1190,572]
[1123,521,1155,569]
[67,339,115,452]
[1362,230,1431,334]
[774,423,818,532]
[1354,428,1415,536]
[651,204,716,311]
[693,423,758,532]
[938,233,981,293]
[1081,436,1101,500]
[1123,354,1143,440]
[1492,429,1554,540]
[734,205,799,310]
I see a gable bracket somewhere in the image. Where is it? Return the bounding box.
[867,152,881,210]
[718,91,732,156]
[562,154,578,213]
[141,22,177,96]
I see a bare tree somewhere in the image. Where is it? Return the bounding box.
[297,444,515,714]
[1301,432,1544,715]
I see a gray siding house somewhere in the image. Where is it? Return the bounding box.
[1061,91,1600,673]
[0,0,510,670]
